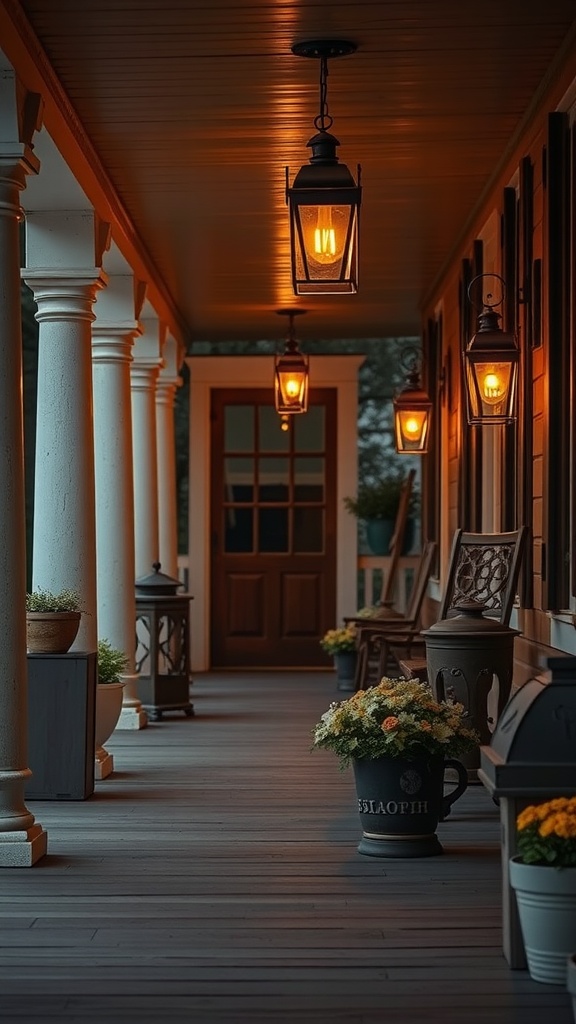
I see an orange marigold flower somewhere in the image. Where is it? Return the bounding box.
[382,716,400,731]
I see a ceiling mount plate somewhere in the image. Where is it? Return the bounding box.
[291,40,357,60]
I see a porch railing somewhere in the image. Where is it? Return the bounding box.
[356,554,419,615]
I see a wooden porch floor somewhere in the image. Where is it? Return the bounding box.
[1,672,573,1024]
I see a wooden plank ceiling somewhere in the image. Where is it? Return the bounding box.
[10,0,576,345]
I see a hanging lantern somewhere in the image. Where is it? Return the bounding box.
[274,308,309,414]
[286,40,361,295]
[464,304,519,426]
[393,369,433,454]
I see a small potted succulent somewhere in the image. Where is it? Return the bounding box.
[26,587,82,653]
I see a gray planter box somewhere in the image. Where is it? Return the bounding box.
[26,652,97,800]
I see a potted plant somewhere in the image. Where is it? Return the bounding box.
[320,626,357,691]
[26,587,82,653]
[344,473,419,555]
[508,796,576,985]
[95,639,129,779]
[312,676,478,857]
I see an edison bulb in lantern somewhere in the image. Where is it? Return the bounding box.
[284,375,301,399]
[401,412,425,441]
[301,204,347,266]
[478,363,510,404]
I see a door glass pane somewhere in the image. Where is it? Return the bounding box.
[224,508,253,552]
[224,458,254,502]
[259,458,289,502]
[294,457,324,501]
[294,407,324,451]
[225,406,254,452]
[259,406,290,452]
[294,508,324,553]
[259,508,288,552]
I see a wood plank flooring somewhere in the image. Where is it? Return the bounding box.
[0,671,573,1024]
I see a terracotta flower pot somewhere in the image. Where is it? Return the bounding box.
[26,611,81,654]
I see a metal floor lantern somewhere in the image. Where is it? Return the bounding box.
[134,562,194,722]
[422,600,520,781]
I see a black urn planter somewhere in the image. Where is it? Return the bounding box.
[352,755,468,858]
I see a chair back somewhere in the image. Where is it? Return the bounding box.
[404,539,438,624]
[380,468,416,607]
[438,527,528,626]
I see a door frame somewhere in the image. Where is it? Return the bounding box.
[186,354,364,670]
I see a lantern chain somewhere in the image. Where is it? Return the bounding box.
[314,56,334,132]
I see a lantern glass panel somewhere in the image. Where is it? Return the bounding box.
[274,359,309,413]
[291,202,358,294]
[466,358,518,424]
[395,408,430,453]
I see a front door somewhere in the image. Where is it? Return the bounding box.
[210,388,337,667]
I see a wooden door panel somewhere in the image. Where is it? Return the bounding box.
[210,388,336,667]
[280,573,321,637]
[226,574,264,636]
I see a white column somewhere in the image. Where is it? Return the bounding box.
[131,320,163,579]
[92,275,147,732]
[156,337,182,580]
[0,71,47,865]
[23,211,107,653]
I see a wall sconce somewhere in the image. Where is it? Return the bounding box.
[393,347,433,454]
[286,40,362,295]
[464,275,519,425]
[274,308,309,414]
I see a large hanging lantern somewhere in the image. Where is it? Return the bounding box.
[274,308,309,414]
[393,369,433,454]
[464,276,519,426]
[286,40,362,295]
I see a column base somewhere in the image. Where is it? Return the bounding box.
[116,705,148,730]
[0,823,47,867]
[95,746,114,780]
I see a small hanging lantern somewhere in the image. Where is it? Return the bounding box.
[464,275,519,426]
[286,40,362,295]
[274,308,309,414]
[393,345,433,454]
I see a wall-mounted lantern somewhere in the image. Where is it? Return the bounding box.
[464,275,519,425]
[393,370,433,454]
[274,308,309,414]
[286,39,361,295]
[392,345,433,454]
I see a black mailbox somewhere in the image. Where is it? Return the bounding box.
[478,656,576,970]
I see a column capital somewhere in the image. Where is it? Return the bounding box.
[92,331,137,365]
[21,270,107,323]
